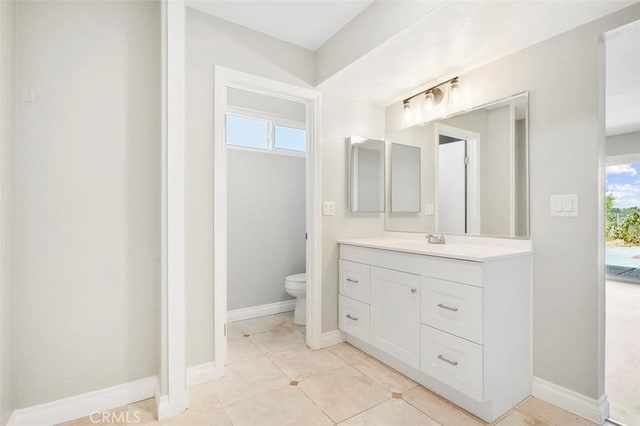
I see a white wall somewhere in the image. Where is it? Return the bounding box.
[0,0,15,422]
[185,7,315,367]
[14,1,160,407]
[386,3,640,399]
[227,149,305,310]
[320,94,385,332]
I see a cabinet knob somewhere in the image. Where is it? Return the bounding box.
[411,288,417,293]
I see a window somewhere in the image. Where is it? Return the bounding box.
[275,125,306,152]
[225,110,306,155]
[225,114,269,150]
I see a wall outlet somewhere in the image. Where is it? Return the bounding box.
[425,204,434,216]
[550,194,578,217]
[322,201,335,216]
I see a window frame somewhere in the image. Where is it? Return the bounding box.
[225,105,307,157]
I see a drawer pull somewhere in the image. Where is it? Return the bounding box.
[411,288,417,293]
[346,314,359,321]
[437,354,458,366]
[346,278,359,283]
[437,303,459,312]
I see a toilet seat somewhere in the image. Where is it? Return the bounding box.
[285,273,306,290]
[286,273,306,283]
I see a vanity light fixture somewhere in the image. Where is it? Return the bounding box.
[402,76,461,120]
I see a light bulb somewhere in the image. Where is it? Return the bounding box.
[424,91,435,112]
[450,78,461,104]
[402,101,412,124]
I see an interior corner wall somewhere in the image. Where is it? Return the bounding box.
[320,94,386,332]
[0,0,15,422]
[185,7,315,368]
[14,1,161,408]
[385,2,640,399]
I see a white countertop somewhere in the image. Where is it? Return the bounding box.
[337,237,532,262]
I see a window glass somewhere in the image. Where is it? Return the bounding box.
[225,114,268,150]
[275,125,306,152]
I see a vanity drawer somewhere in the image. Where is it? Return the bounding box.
[339,295,370,343]
[421,277,483,344]
[420,325,483,401]
[339,260,370,303]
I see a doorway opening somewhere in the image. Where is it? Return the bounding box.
[603,18,640,426]
[212,67,322,379]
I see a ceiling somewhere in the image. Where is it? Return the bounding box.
[606,20,640,136]
[186,0,373,51]
[317,1,635,105]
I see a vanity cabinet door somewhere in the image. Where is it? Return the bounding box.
[370,266,421,368]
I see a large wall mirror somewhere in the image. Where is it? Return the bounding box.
[386,92,529,239]
[349,136,385,213]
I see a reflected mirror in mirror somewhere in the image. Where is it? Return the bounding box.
[386,92,529,239]
[390,143,421,213]
[349,136,385,213]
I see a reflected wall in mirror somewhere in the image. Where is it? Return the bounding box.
[390,143,421,212]
[349,136,385,213]
[386,92,529,239]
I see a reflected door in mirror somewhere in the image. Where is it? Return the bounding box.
[438,135,467,234]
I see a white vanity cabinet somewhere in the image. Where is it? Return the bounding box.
[370,267,420,368]
[338,240,532,423]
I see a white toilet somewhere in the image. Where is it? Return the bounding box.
[285,273,306,325]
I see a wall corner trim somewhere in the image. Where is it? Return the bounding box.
[227,300,296,323]
[321,329,346,348]
[9,376,157,426]
[531,377,609,425]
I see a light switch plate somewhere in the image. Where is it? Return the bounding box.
[550,194,578,217]
[322,201,335,216]
[425,204,434,216]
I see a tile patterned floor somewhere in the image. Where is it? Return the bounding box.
[63,312,597,426]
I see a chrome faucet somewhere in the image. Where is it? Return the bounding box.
[426,233,446,244]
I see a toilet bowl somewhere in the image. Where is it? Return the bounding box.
[285,273,306,325]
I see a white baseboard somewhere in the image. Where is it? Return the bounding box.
[532,376,609,425]
[9,376,157,426]
[187,362,216,387]
[227,299,296,323]
[321,329,346,348]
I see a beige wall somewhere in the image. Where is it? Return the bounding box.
[386,3,640,399]
[0,0,15,422]
[14,1,161,407]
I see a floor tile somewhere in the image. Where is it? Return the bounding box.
[249,324,307,355]
[235,311,296,335]
[352,356,417,393]
[212,354,290,406]
[495,410,545,426]
[517,398,596,426]
[403,387,486,426]
[224,384,333,426]
[298,364,391,423]
[226,322,245,340]
[327,342,370,364]
[62,400,157,425]
[270,347,347,381]
[340,399,440,425]
[227,335,264,365]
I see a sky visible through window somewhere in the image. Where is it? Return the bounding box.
[606,163,640,208]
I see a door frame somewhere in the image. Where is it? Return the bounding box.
[212,67,323,378]
[434,123,482,235]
